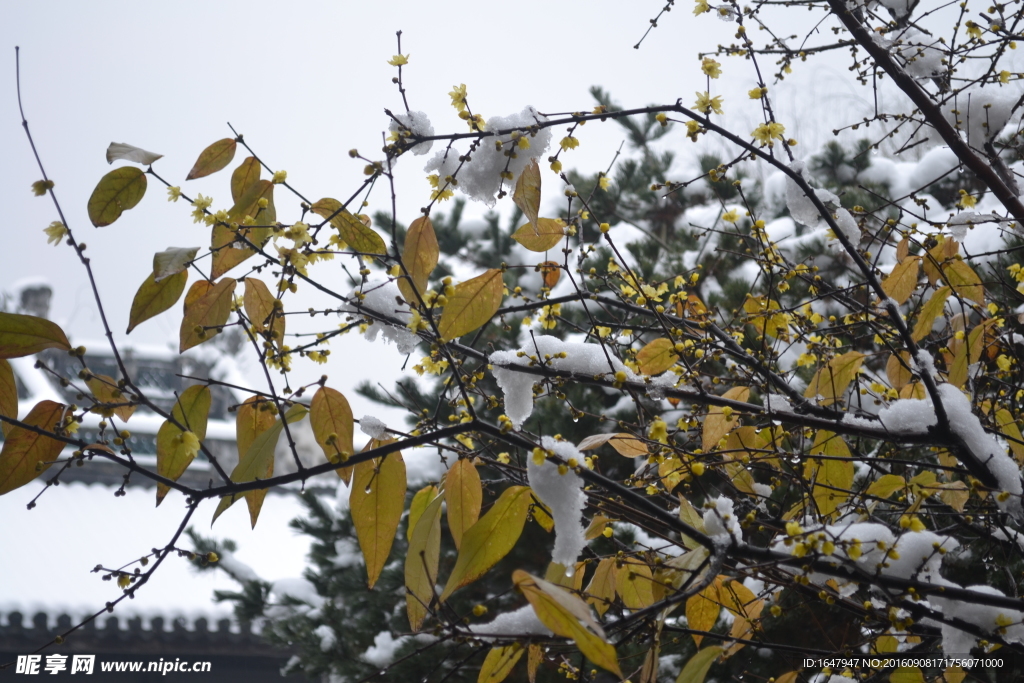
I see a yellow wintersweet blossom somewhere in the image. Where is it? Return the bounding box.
[44,221,67,246]
[31,179,54,196]
[965,21,983,39]
[550,159,563,173]
[272,170,288,184]
[694,0,710,14]
[598,175,611,190]
[560,136,580,151]
[387,54,409,66]
[752,121,786,146]
[694,91,723,115]
[427,173,454,201]
[167,185,182,202]
[1000,70,1011,84]
[957,189,978,208]
[998,354,1013,372]
[648,418,669,444]
[701,58,722,79]
[449,84,468,113]
[796,353,816,368]
[748,86,767,99]
[191,194,213,223]
[721,209,741,224]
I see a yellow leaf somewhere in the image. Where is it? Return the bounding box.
[584,557,619,616]
[948,336,968,388]
[674,646,722,683]
[407,485,438,542]
[942,259,984,304]
[310,198,386,255]
[804,351,865,405]
[309,386,354,483]
[865,474,906,500]
[577,432,648,457]
[512,218,567,252]
[351,448,407,588]
[936,481,969,511]
[942,666,966,683]
[513,159,542,231]
[616,559,655,610]
[544,561,586,590]
[724,599,763,658]
[88,166,147,227]
[968,318,998,364]
[896,237,910,262]
[995,409,1024,463]
[584,514,612,541]
[186,138,237,181]
[889,667,925,683]
[912,286,951,341]
[0,312,72,359]
[179,278,237,352]
[212,403,306,525]
[127,271,187,334]
[440,486,532,602]
[703,386,749,450]
[405,489,444,631]
[445,458,482,550]
[230,157,261,204]
[677,495,707,549]
[886,352,913,390]
[881,256,920,305]
[155,385,212,505]
[527,643,543,683]
[0,360,16,437]
[532,499,555,532]
[640,646,660,683]
[718,580,756,618]
[923,237,959,285]
[637,337,679,375]
[235,396,276,469]
[478,643,524,683]
[243,278,285,345]
[211,180,276,279]
[0,400,66,496]
[538,261,561,289]
[85,373,136,422]
[805,431,853,517]
[513,570,621,677]
[398,216,439,303]
[685,579,721,646]
[437,269,504,341]
[874,634,899,653]
[743,295,789,338]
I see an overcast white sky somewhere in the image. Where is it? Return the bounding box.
[0,0,880,623]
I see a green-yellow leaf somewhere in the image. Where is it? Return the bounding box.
[912,286,951,341]
[685,580,721,646]
[310,198,387,255]
[351,448,407,588]
[512,218,566,252]
[437,269,504,342]
[513,570,621,677]
[948,337,968,388]
[615,559,655,610]
[230,157,261,204]
[310,386,354,483]
[0,400,66,495]
[407,485,438,542]
[235,396,276,467]
[942,259,984,304]
[213,403,307,525]
[584,557,618,616]
[865,474,905,500]
[995,409,1024,463]
[0,360,17,437]
[577,432,648,457]
[440,485,532,601]
[405,489,444,631]
[0,312,72,358]
[127,271,187,334]
[399,216,439,303]
[636,337,679,375]
[675,646,722,683]
[186,138,237,181]
[881,256,920,305]
[804,351,865,405]
[445,457,482,550]
[156,385,211,505]
[85,373,136,422]
[179,278,237,352]
[211,180,276,279]
[703,386,749,450]
[806,431,854,517]
[478,643,524,683]
[88,166,147,227]
[889,667,925,683]
[513,159,542,231]
[243,278,285,346]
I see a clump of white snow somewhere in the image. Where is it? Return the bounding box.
[946,87,1022,150]
[348,280,419,355]
[469,604,553,638]
[389,111,434,157]
[528,437,588,566]
[361,631,410,667]
[359,415,387,440]
[423,106,552,207]
[703,495,742,545]
[947,211,1001,241]
[785,160,841,228]
[313,624,337,652]
[931,585,1024,654]
[490,335,638,428]
[891,28,946,78]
